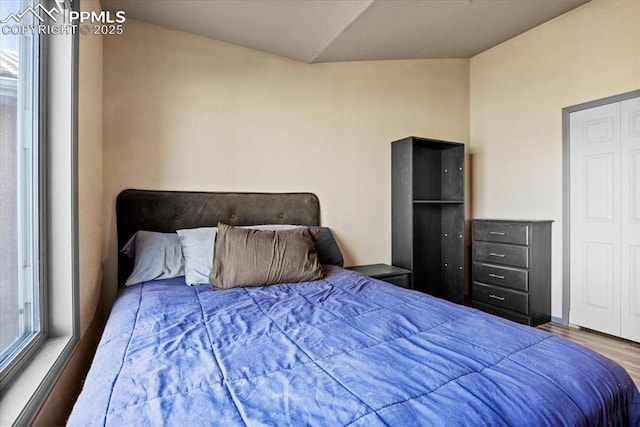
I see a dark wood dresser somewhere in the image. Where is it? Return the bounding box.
[471,219,552,326]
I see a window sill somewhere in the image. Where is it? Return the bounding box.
[0,335,77,426]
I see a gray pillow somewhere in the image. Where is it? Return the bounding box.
[121,231,184,286]
[176,227,218,286]
[209,223,324,289]
[308,226,343,266]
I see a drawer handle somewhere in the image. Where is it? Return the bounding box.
[489,252,506,258]
[489,294,505,301]
[489,231,506,236]
[488,273,505,279]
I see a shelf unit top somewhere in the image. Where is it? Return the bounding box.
[391,136,465,149]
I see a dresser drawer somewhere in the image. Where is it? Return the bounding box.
[474,222,529,245]
[472,262,528,291]
[473,282,528,314]
[474,242,529,268]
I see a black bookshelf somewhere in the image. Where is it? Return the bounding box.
[392,136,465,303]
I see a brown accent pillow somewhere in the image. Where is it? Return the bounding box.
[209,223,324,289]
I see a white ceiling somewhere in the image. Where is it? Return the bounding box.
[101,0,590,63]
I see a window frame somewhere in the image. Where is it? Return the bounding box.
[0,0,48,391]
[0,0,79,424]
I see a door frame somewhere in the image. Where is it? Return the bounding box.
[562,89,640,325]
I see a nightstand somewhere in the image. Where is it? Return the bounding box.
[347,264,411,288]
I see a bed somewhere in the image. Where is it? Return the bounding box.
[68,190,640,426]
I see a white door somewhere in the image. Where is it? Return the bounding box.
[569,96,640,342]
[569,102,622,336]
[621,97,640,342]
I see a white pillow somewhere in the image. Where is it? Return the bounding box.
[176,227,218,286]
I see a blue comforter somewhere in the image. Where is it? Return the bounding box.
[69,266,640,426]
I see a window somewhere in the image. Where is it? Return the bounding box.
[0,0,44,386]
[0,0,78,423]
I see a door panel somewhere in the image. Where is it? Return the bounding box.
[621,97,640,342]
[582,242,614,310]
[583,116,614,143]
[631,151,640,219]
[570,102,621,336]
[584,153,614,221]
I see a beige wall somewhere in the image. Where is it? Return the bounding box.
[469,0,640,318]
[33,0,104,424]
[77,0,104,338]
[102,18,470,306]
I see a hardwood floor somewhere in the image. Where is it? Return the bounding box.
[539,323,640,389]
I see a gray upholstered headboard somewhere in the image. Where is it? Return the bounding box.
[115,189,320,287]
